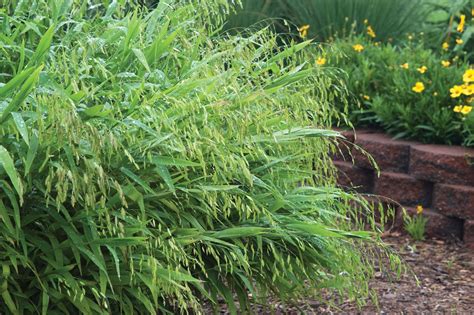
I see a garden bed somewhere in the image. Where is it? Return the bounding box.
[333,129,474,248]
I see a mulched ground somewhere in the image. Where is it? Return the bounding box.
[306,233,474,314]
[211,233,474,314]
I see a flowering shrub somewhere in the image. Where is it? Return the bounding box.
[325,37,474,146]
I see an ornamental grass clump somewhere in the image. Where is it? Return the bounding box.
[0,0,398,313]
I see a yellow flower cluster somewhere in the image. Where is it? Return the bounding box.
[451,69,474,115]
[454,105,472,115]
[450,70,474,97]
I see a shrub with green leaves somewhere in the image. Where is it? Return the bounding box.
[326,37,474,146]
[0,0,398,313]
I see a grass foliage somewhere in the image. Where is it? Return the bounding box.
[0,0,396,313]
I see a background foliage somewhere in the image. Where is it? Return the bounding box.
[0,0,394,313]
[328,37,473,145]
[226,0,474,146]
[226,0,428,42]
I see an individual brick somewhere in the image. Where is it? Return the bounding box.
[397,207,463,239]
[463,220,474,250]
[333,160,373,193]
[409,144,474,186]
[351,133,413,173]
[373,171,432,206]
[433,184,474,220]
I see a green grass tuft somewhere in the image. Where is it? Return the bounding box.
[0,0,399,313]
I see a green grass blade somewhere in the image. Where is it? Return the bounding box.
[0,66,43,124]
[0,146,22,197]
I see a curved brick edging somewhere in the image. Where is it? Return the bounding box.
[332,129,474,249]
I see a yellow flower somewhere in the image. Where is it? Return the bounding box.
[456,38,463,45]
[367,25,376,38]
[463,84,474,96]
[416,205,423,215]
[374,42,380,46]
[363,95,370,100]
[442,42,449,51]
[441,60,451,67]
[457,14,466,33]
[433,92,438,96]
[454,105,463,112]
[450,85,464,98]
[400,63,409,69]
[408,35,413,40]
[353,44,364,52]
[298,24,310,38]
[364,19,369,24]
[461,106,473,115]
[417,66,428,74]
[316,57,327,65]
[412,82,425,93]
[464,69,474,83]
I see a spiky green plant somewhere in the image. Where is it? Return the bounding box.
[223,0,428,42]
[278,0,428,42]
[0,0,399,313]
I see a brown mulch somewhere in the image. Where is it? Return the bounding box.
[210,234,474,314]
[306,234,474,314]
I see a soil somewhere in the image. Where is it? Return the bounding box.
[210,233,474,314]
[305,233,474,314]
